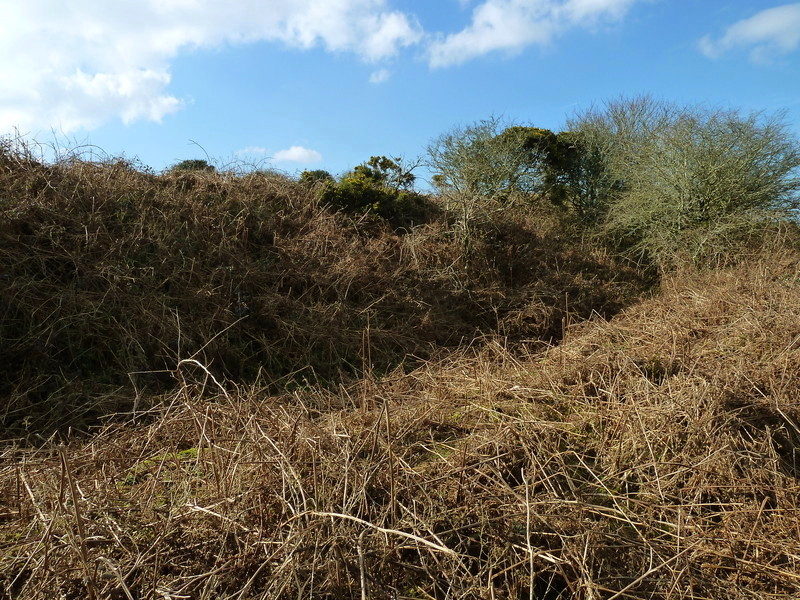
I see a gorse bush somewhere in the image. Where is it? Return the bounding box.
[319,155,436,227]
[426,118,608,244]
[568,96,800,269]
[485,125,610,222]
[168,158,216,173]
[537,129,611,223]
[299,169,334,187]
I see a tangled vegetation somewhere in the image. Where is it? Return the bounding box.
[568,96,800,269]
[0,142,646,436]
[428,97,800,270]
[1,96,800,599]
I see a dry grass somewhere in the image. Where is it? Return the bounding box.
[2,251,799,599]
[0,143,646,435]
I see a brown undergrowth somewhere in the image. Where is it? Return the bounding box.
[1,252,799,599]
[0,143,646,435]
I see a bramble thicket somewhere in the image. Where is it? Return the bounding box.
[1,96,800,599]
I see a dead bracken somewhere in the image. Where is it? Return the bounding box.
[1,134,800,599]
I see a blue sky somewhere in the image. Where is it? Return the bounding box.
[1,1,799,184]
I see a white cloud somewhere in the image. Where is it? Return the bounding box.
[360,11,423,60]
[369,68,391,83]
[699,3,800,63]
[236,146,269,156]
[273,146,323,163]
[0,0,650,133]
[428,0,641,67]
[0,0,422,134]
[429,1,555,68]
[562,0,638,22]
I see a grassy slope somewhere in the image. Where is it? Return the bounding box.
[0,151,645,435]
[2,150,800,598]
[3,254,799,599]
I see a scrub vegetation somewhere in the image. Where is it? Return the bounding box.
[1,96,800,599]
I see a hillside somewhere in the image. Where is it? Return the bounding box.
[1,146,800,599]
[0,148,646,435]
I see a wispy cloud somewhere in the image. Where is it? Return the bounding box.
[273,146,323,163]
[235,146,269,156]
[369,68,391,83]
[562,0,639,23]
[699,3,800,63]
[428,0,640,68]
[0,0,422,134]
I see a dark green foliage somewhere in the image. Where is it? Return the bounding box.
[487,126,556,196]
[354,155,417,190]
[168,159,216,173]
[319,156,436,227]
[485,126,609,221]
[493,126,556,173]
[299,169,334,186]
[542,130,611,223]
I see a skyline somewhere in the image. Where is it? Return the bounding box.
[1,1,799,182]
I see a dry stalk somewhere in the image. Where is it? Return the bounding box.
[58,447,98,600]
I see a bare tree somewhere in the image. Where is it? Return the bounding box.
[569,95,800,268]
[426,116,543,241]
